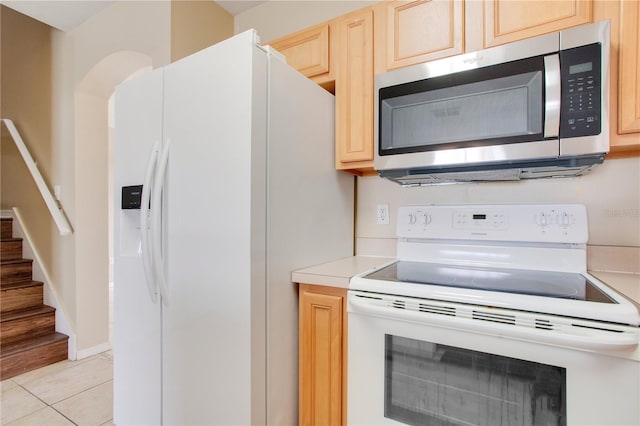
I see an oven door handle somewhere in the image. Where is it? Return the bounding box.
[348,296,639,351]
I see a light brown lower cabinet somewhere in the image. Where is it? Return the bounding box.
[299,284,347,426]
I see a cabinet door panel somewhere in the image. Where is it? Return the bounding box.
[336,9,375,169]
[619,0,640,134]
[268,23,330,79]
[386,0,463,70]
[484,0,592,47]
[299,289,344,426]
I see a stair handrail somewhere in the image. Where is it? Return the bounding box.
[1,119,73,236]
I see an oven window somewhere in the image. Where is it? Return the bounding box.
[385,335,566,426]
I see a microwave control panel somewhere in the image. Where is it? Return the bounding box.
[559,43,601,138]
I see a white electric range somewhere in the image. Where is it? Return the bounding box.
[347,204,640,426]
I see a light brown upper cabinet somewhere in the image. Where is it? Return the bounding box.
[267,21,336,91]
[379,0,464,72]
[480,0,592,48]
[594,0,640,151]
[335,7,376,173]
[617,0,640,136]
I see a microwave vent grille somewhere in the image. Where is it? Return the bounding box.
[377,154,606,186]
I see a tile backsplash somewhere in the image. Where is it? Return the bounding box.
[356,156,640,271]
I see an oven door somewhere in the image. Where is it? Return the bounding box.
[347,291,640,426]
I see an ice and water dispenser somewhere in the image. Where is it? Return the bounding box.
[120,185,144,256]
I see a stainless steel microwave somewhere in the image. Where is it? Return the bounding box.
[375,20,610,186]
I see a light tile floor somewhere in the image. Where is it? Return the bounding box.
[1,350,114,426]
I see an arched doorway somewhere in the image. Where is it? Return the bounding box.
[74,51,152,352]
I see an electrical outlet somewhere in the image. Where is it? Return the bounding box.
[376,204,390,225]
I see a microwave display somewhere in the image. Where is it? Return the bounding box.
[569,62,592,74]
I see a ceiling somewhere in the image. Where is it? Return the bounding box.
[216,1,266,16]
[1,0,267,32]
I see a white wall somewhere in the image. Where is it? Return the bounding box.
[357,157,640,257]
[234,0,377,41]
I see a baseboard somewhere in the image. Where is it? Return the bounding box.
[76,341,112,360]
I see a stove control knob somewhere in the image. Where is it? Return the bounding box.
[535,212,552,226]
[558,212,574,227]
[422,213,432,225]
[408,212,417,225]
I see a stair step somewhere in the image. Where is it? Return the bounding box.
[1,258,34,285]
[1,281,44,312]
[1,218,12,240]
[0,238,23,261]
[0,218,68,380]
[1,305,56,346]
[0,332,68,380]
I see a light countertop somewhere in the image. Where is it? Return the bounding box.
[589,271,640,305]
[292,256,640,307]
[292,256,395,289]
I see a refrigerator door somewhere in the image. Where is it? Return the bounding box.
[113,68,163,425]
[160,30,267,425]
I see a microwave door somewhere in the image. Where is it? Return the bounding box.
[376,55,553,167]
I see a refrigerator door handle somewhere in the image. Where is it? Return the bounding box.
[140,141,160,303]
[152,139,171,306]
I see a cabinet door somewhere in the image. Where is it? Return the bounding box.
[482,0,592,48]
[267,22,335,90]
[299,286,346,426]
[619,0,640,135]
[336,8,375,172]
[594,0,640,151]
[382,0,464,71]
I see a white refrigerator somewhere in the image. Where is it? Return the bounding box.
[113,30,354,425]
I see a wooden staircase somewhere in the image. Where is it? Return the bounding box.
[0,217,68,380]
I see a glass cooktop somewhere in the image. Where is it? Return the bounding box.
[363,261,614,303]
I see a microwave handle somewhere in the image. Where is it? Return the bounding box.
[544,54,561,138]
